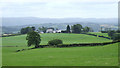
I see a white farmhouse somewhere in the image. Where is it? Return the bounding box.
[46,28,54,33]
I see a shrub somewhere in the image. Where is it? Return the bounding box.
[48,39,63,46]
[108,30,116,38]
[112,33,120,41]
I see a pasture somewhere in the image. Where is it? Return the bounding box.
[2,43,118,66]
[2,33,118,66]
[88,32,109,37]
[2,33,112,46]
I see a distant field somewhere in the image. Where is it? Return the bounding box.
[2,33,112,46]
[2,43,118,66]
[88,32,109,37]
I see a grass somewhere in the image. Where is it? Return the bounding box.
[2,43,118,66]
[2,33,112,46]
[2,33,118,66]
[89,32,109,37]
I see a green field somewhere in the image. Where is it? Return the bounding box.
[2,33,112,46]
[89,32,109,37]
[2,33,118,66]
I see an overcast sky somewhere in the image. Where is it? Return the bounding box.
[0,0,119,18]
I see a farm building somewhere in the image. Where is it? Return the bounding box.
[46,28,54,33]
[46,28,62,33]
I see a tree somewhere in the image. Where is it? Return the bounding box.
[72,24,82,33]
[21,28,26,34]
[108,30,116,38]
[38,26,47,33]
[20,27,34,34]
[112,33,120,41]
[26,31,41,48]
[31,27,36,31]
[66,25,71,33]
[83,26,90,32]
[26,27,33,32]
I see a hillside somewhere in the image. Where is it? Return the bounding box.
[2,17,117,26]
[2,33,112,46]
[3,43,118,66]
[1,17,117,33]
[2,33,118,66]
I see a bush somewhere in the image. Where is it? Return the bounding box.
[108,30,116,38]
[112,33,120,41]
[48,39,63,46]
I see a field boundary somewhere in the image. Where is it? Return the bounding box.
[1,66,119,68]
[81,33,111,39]
[1,34,24,37]
[16,41,119,52]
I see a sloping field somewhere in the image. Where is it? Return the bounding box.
[2,33,118,66]
[2,33,112,46]
[2,43,118,66]
[89,32,109,37]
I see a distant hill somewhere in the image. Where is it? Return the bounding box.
[1,17,117,33]
[2,17,117,26]
[1,22,106,33]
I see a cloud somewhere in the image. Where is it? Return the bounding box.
[0,0,118,18]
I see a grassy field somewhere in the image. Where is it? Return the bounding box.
[2,33,112,46]
[89,32,109,37]
[2,33,118,66]
[2,43,118,66]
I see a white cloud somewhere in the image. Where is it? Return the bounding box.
[0,0,118,18]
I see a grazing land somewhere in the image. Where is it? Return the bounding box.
[2,33,118,66]
[2,43,118,66]
[89,32,109,37]
[2,33,112,46]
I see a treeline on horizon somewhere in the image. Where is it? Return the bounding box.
[2,23,120,42]
[20,24,93,34]
[20,24,120,41]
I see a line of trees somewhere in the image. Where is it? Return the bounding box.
[21,24,92,34]
[108,30,120,41]
[66,24,92,33]
[100,27,120,41]
[21,27,35,34]
[66,25,71,33]
[38,26,47,33]
[24,25,120,48]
